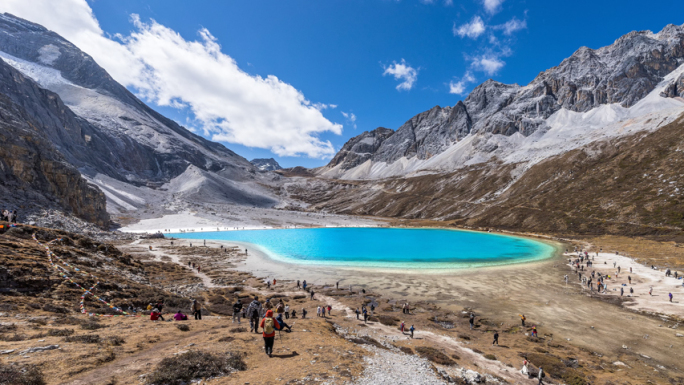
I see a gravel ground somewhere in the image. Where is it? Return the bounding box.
[349,346,447,385]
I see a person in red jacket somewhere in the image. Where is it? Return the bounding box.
[259,309,281,357]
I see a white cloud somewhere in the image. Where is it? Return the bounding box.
[0,0,342,158]
[449,72,476,95]
[454,16,486,39]
[482,0,504,14]
[471,55,505,75]
[496,17,527,35]
[341,111,357,129]
[383,59,418,91]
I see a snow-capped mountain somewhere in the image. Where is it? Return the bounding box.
[0,13,277,224]
[250,158,282,172]
[319,23,684,180]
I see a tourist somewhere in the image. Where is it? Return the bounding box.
[276,299,285,317]
[538,366,545,384]
[336,281,339,289]
[232,299,242,324]
[275,313,292,332]
[649,287,653,296]
[492,331,499,346]
[284,304,290,319]
[291,309,297,318]
[630,287,634,295]
[297,280,300,288]
[192,299,202,320]
[273,278,277,286]
[469,313,475,330]
[409,324,415,338]
[302,308,307,319]
[355,308,360,320]
[520,314,526,327]
[670,293,673,302]
[620,287,624,296]
[247,296,262,333]
[303,280,307,290]
[399,321,405,334]
[147,303,153,311]
[363,308,368,324]
[150,308,163,321]
[260,309,281,357]
[174,310,188,321]
[316,306,321,317]
[327,305,332,316]
[370,304,375,315]
[521,359,529,376]
[310,289,315,300]
[532,326,538,337]
[628,276,631,284]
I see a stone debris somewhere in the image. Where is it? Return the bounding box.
[0,350,15,354]
[347,345,446,385]
[18,345,59,355]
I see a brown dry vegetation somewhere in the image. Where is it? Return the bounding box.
[289,113,684,238]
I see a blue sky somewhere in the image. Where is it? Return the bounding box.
[6,0,684,168]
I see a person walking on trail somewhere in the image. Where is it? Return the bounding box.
[355,308,360,320]
[492,331,499,346]
[275,313,292,333]
[399,321,405,334]
[316,306,321,317]
[532,326,538,337]
[310,289,315,300]
[521,359,529,376]
[363,308,368,324]
[192,299,202,320]
[336,281,339,289]
[628,276,631,284]
[273,278,277,286]
[302,308,307,319]
[620,287,624,296]
[649,287,653,296]
[409,324,415,338]
[538,366,545,384]
[303,280,307,290]
[260,309,281,357]
[247,297,263,333]
[520,314,526,327]
[232,299,243,324]
[297,280,300,288]
[469,313,475,330]
[670,293,674,302]
[284,304,290,319]
[327,305,332,316]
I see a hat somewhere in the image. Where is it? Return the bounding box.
[265,309,274,317]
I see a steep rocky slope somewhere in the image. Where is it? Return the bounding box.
[320,23,684,180]
[0,13,278,225]
[250,158,282,171]
[0,58,108,226]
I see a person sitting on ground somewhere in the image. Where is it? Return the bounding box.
[521,359,529,376]
[260,310,281,357]
[276,299,285,317]
[275,313,292,332]
[174,310,188,321]
[150,308,162,321]
[291,309,297,318]
[147,303,153,311]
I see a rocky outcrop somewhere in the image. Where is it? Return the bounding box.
[661,73,684,98]
[326,23,684,173]
[0,59,109,227]
[327,127,394,169]
[250,158,282,171]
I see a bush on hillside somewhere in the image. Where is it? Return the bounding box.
[146,351,245,385]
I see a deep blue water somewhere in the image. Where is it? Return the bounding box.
[168,227,556,269]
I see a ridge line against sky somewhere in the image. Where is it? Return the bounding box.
[1,0,683,168]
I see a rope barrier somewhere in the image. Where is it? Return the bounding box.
[33,233,139,317]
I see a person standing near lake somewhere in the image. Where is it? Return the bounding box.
[469,313,475,330]
[670,293,674,302]
[284,304,290,319]
[310,289,315,300]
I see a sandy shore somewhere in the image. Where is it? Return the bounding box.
[565,251,684,317]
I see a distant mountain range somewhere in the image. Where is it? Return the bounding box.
[2,12,684,236]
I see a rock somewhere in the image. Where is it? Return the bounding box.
[0,349,15,354]
[676,333,683,337]
[19,345,59,354]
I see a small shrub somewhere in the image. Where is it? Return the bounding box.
[218,336,234,342]
[28,319,48,326]
[65,334,101,343]
[229,327,247,333]
[0,363,46,385]
[96,349,116,365]
[471,348,484,354]
[376,315,399,326]
[398,346,413,355]
[484,354,497,360]
[47,329,74,337]
[104,336,125,346]
[415,347,455,366]
[42,304,68,314]
[0,333,26,342]
[146,351,245,385]
[0,324,17,333]
[80,321,105,330]
[457,334,470,340]
[176,324,190,332]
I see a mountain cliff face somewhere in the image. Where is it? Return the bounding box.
[0,13,278,225]
[0,59,108,226]
[323,24,684,179]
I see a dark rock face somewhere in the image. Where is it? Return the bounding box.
[661,73,684,98]
[0,60,109,227]
[327,23,684,171]
[327,127,394,169]
[250,158,282,171]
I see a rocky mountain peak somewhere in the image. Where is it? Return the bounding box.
[250,158,282,172]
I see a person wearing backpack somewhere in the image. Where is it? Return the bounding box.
[191,299,202,320]
[232,299,243,324]
[246,297,262,333]
[260,309,281,357]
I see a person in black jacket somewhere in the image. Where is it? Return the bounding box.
[232,299,243,324]
[246,297,262,333]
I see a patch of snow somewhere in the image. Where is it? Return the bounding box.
[37,44,60,65]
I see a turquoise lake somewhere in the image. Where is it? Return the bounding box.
[168,228,557,269]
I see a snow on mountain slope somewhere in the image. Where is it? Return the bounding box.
[321,64,684,181]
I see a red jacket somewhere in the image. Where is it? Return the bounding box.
[150,311,161,321]
[259,310,281,337]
